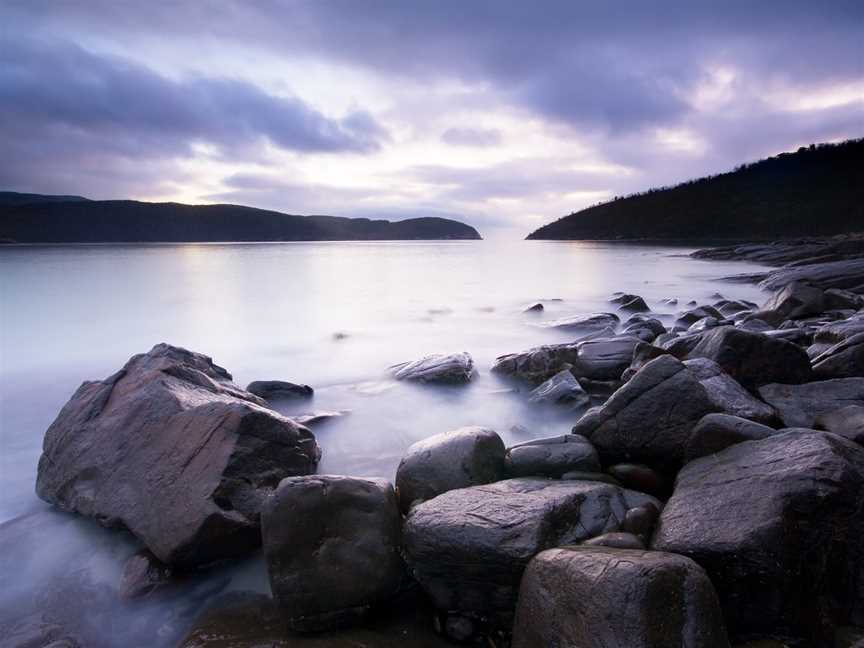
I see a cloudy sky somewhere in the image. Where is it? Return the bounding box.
[1,1,862,237]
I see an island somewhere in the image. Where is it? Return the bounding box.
[0,193,482,243]
[526,138,863,241]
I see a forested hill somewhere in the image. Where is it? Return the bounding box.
[0,196,481,242]
[527,138,863,240]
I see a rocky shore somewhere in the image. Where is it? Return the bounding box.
[5,235,864,648]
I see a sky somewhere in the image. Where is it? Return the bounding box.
[1,1,862,237]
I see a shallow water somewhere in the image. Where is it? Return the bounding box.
[0,240,770,645]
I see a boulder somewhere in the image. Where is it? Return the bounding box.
[812,332,864,379]
[569,335,642,380]
[759,378,864,428]
[246,380,313,401]
[653,430,864,645]
[621,315,666,342]
[684,413,778,462]
[606,463,667,498]
[688,316,724,332]
[814,405,864,445]
[505,435,600,477]
[540,312,620,334]
[718,300,755,316]
[621,501,661,540]
[512,547,730,648]
[395,427,506,511]
[684,326,812,388]
[572,355,718,470]
[35,343,321,566]
[825,288,864,311]
[615,295,650,312]
[582,531,645,549]
[261,475,404,632]
[491,342,581,384]
[808,313,864,356]
[683,358,777,424]
[403,478,658,624]
[119,550,173,600]
[523,302,544,313]
[527,370,589,409]
[677,305,723,327]
[389,352,474,384]
[762,281,825,320]
[759,258,864,292]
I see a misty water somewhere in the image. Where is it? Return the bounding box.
[0,240,771,646]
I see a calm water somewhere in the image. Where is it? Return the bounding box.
[0,240,770,645]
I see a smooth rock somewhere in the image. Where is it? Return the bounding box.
[653,430,864,645]
[291,410,350,427]
[582,531,645,549]
[814,405,864,445]
[621,315,666,342]
[389,352,474,384]
[527,369,590,409]
[812,332,864,379]
[246,380,313,400]
[684,413,778,462]
[505,435,600,477]
[559,471,621,485]
[35,343,321,566]
[540,312,620,334]
[677,305,723,327]
[395,427,506,512]
[523,302,544,313]
[119,550,173,600]
[512,547,730,648]
[759,378,864,428]
[683,358,777,424]
[762,281,825,320]
[262,475,403,632]
[607,463,667,498]
[403,478,658,623]
[622,502,661,540]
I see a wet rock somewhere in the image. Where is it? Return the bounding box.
[395,427,506,512]
[808,313,864,356]
[660,330,705,356]
[262,475,403,632]
[540,312,620,334]
[35,343,321,566]
[688,316,723,332]
[825,288,864,311]
[736,318,774,333]
[677,305,723,328]
[389,352,475,384]
[684,358,777,424]
[403,478,658,624]
[560,470,620,485]
[684,413,778,462]
[119,550,173,600]
[582,531,645,549]
[762,281,825,320]
[611,294,649,312]
[246,380,313,401]
[621,314,666,342]
[573,355,717,470]
[492,343,581,384]
[291,410,351,427]
[527,369,589,409]
[814,405,864,445]
[684,326,812,389]
[512,547,730,648]
[607,463,667,498]
[621,502,661,540]
[505,435,600,477]
[759,258,864,292]
[622,341,669,381]
[523,302,544,313]
[812,332,864,379]
[653,430,864,645]
[759,378,864,428]
[718,300,755,316]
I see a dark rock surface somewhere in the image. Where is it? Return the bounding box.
[389,352,475,384]
[246,380,313,401]
[581,531,645,549]
[684,414,778,462]
[527,369,590,409]
[540,312,619,335]
[505,435,600,477]
[261,475,404,632]
[759,378,864,428]
[35,343,321,566]
[512,547,730,648]
[683,358,777,424]
[403,478,658,623]
[606,463,667,498]
[622,502,661,540]
[119,550,174,600]
[653,430,864,645]
[395,426,506,511]
[812,332,864,379]
[762,281,826,320]
[814,405,864,445]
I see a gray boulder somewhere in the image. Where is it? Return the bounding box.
[653,430,864,645]
[684,413,778,462]
[394,426,505,511]
[684,326,812,388]
[814,405,864,445]
[491,342,581,384]
[621,315,666,342]
[570,335,642,380]
[762,281,825,320]
[812,332,864,379]
[759,378,864,428]
[808,312,864,356]
[684,358,776,424]
[505,435,600,477]
[677,305,723,327]
[759,258,864,292]
[389,352,474,384]
[540,312,619,334]
[512,547,730,648]
[35,343,321,566]
[246,380,313,401]
[527,370,589,409]
[261,475,403,632]
[403,478,658,624]
[582,531,645,549]
[572,355,718,470]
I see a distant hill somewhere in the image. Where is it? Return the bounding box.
[0,191,90,206]
[527,138,864,240]
[0,196,481,242]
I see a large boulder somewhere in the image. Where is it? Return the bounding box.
[569,335,642,380]
[683,358,776,424]
[389,352,474,384]
[394,427,505,512]
[812,332,864,379]
[653,430,864,645]
[814,405,864,445]
[35,343,321,566]
[403,478,658,624]
[540,312,619,334]
[527,370,589,409]
[759,378,864,428]
[808,312,864,356]
[572,355,718,470]
[683,413,778,462]
[621,315,666,342]
[762,281,825,320]
[759,258,864,292]
[512,547,730,648]
[261,475,404,632]
[684,326,812,388]
[505,435,600,477]
[246,380,313,401]
[491,343,581,384]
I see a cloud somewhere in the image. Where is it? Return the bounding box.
[441,128,502,147]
